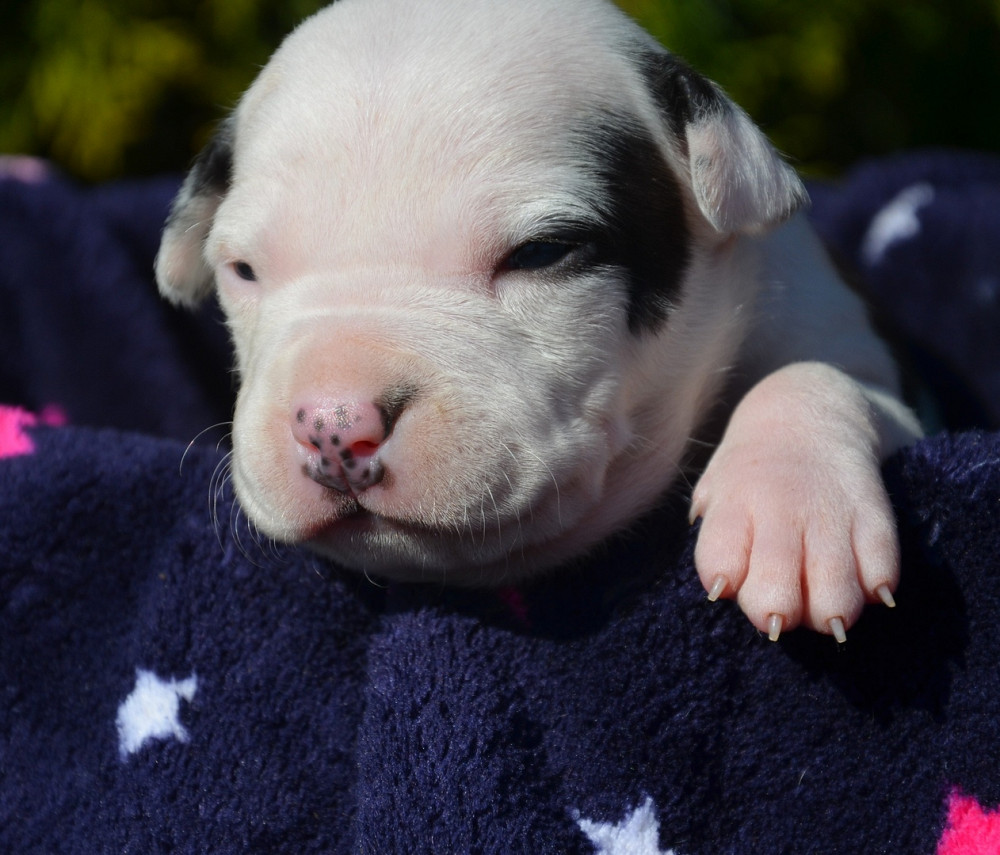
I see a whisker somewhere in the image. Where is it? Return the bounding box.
[180,422,234,474]
[498,442,530,525]
[228,495,271,568]
[190,431,291,569]
[208,451,234,550]
[485,483,501,535]
[629,427,713,497]
[496,445,527,567]
[517,444,562,529]
[362,566,389,588]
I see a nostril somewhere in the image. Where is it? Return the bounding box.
[299,435,321,452]
[349,439,381,458]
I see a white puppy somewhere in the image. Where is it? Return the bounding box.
[156,0,922,641]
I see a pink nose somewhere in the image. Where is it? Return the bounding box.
[292,400,392,494]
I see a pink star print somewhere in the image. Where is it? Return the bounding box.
[938,791,1000,855]
[0,405,66,458]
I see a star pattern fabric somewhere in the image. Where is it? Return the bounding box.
[937,792,1000,855]
[116,669,198,759]
[3,147,1000,853]
[577,798,676,855]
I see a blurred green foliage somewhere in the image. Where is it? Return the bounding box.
[620,0,1000,174]
[2,0,998,181]
[1,0,325,180]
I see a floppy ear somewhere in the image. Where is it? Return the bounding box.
[154,117,235,307]
[643,53,808,235]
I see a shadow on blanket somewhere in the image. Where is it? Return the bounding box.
[2,151,999,853]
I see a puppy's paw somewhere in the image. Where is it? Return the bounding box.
[690,364,900,642]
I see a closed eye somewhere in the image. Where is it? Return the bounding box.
[501,240,578,272]
[231,261,257,282]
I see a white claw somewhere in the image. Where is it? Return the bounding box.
[767,613,783,642]
[829,617,847,644]
[876,585,896,608]
[707,576,727,602]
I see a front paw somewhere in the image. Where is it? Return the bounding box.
[690,365,901,641]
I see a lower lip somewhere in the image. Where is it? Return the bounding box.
[309,505,437,547]
[311,507,376,537]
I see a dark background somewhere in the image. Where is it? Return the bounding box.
[2,0,998,181]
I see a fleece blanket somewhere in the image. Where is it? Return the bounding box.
[2,150,1000,854]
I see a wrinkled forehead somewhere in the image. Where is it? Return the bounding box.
[217,0,673,266]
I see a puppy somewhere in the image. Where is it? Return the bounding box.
[155,0,922,641]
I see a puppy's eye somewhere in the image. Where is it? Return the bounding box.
[231,261,257,282]
[503,241,576,271]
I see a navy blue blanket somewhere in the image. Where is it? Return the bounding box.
[2,151,1000,853]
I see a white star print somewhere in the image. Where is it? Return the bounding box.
[576,797,677,855]
[861,182,935,266]
[116,668,198,759]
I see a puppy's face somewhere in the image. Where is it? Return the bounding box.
[156,0,805,582]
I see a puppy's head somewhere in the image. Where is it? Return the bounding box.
[156,0,805,583]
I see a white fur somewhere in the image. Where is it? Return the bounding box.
[156,0,921,635]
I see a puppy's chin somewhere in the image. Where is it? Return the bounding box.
[298,510,595,586]
[302,514,533,585]
[246,483,601,585]
[230,432,655,585]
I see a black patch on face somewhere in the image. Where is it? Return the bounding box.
[576,114,691,333]
[634,50,730,153]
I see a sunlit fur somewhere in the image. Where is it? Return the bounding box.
[156,0,920,634]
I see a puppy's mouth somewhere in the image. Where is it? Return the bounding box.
[307,496,375,531]
[304,498,437,541]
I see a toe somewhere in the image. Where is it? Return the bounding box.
[852,502,901,605]
[734,520,806,636]
[799,529,866,634]
[693,503,753,604]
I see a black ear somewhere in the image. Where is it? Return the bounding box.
[154,117,235,307]
[642,53,808,235]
